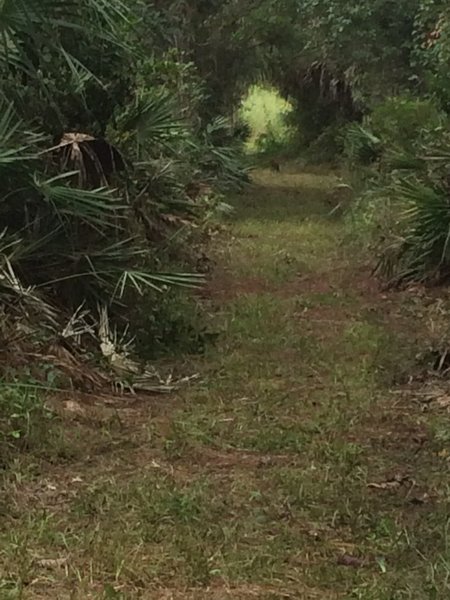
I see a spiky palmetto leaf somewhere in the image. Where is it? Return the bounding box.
[185,116,251,191]
[344,123,383,166]
[0,104,203,321]
[114,270,204,298]
[0,1,121,91]
[34,173,125,226]
[372,120,450,285]
[118,92,184,157]
[196,143,250,191]
[204,116,234,145]
[0,0,128,45]
[60,48,103,99]
[135,159,188,207]
[0,104,43,168]
[384,149,426,172]
[0,0,237,364]
[0,256,59,327]
[0,0,130,134]
[378,176,450,284]
[4,227,203,312]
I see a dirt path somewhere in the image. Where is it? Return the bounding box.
[2,166,450,599]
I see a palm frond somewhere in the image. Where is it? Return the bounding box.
[114,270,205,299]
[0,103,41,168]
[382,176,450,283]
[344,123,382,166]
[34,173,125,226]
[118,92,184,156]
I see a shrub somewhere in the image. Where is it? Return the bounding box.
[0,1,250,365]
[369,97,444,152]
[301,123,346,165]
[343,123,383,167]
[347,94,450,285]
[132,290,218,359]
[375,130,450,284]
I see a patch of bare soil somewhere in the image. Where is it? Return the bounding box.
[199,268,272,302]
[174,446,298,471]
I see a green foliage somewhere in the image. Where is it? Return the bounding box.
[413,3,450,110]
[347,94,450,285]
[0,0,132,135]
[240,85,293,155]
[193,116,252,191]
[132,290,218,359]
[369,97,444,151]
[3,0,450,350]
[297,0,419,91]
[0,384,54,457]
[0,0,252,357]
[375,128,450,284]
[343,124,383,166]
[0,105,203,316]
[343,97,444,173]
[180,0,450,159]
[383,176,450,283]
[293,124,342,165]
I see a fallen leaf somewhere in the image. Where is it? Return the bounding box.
[35,557,68,569]
[368,475,410,490]
[368,482,398,490]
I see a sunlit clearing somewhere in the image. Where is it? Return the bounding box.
[240,85,293,153]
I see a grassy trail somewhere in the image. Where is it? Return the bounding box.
[2,165,450,599]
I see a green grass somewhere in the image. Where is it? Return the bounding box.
[1,163,450,599]
[225,168,342,283]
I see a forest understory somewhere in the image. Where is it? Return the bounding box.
[3,1,450,598]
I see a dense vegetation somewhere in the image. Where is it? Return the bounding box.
[2,0,450,370]
[0,0,250,380]
[207,0,450,285]
[4,2,450,598]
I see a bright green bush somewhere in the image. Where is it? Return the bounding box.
[240,85,293,155]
